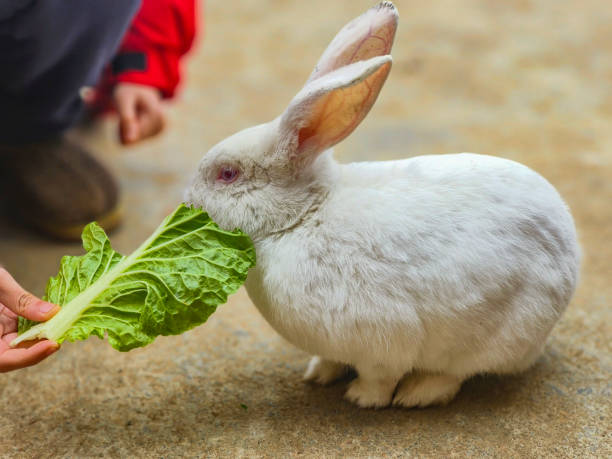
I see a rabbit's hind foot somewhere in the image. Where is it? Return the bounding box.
[344,364,403,408]
[303,356,348,385]
[392,372,463,408]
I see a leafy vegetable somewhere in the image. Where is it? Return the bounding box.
[12,204,255,351]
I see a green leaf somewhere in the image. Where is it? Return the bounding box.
[13,204,256,351]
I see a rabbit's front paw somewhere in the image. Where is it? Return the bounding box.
[392,373,463,408]
[303,356,348,385]
[344,376,397,408]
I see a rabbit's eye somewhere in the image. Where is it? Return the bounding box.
[217,166,240,184]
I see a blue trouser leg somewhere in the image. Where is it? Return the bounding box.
[0,0,141,144]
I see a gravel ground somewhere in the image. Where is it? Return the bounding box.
[0,1,610,457]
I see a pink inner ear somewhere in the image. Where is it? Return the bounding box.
[298,126,319,152]
[296,61,391,157]
[308,5,397,82]
[297,96,330,154]
[341,21,395,66]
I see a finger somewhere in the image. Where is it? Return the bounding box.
[138,107,165,141]
[0,268,60,321]
[4,335,46,349]
[116,90,139,144]
[0,303,18,319]
[136,94,165,141]
[2,332,18,344]
[0,312,17,334]
[0,340,59,373]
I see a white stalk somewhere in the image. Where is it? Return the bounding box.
[10,216,169,347]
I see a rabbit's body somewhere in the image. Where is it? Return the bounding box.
[245,152,578,397]
[186,2,580,407]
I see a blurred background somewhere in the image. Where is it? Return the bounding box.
[0,0,610,456]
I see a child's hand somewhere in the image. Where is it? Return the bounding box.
[113,83,166,145]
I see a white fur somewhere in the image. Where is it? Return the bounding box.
[185,2,580,408]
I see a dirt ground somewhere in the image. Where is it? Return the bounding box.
[0,0,610,457]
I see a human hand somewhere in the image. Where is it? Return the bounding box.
[0,268,60,372]
[113,82,166,145]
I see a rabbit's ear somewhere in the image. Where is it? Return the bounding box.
[279,55,391,167]
[307,2,398,84]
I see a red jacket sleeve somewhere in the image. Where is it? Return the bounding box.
[110,0,198,98]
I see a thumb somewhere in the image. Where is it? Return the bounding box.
[0,268,59,321]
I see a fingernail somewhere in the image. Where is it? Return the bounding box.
[40,303,58,314]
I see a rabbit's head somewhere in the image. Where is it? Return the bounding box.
[185,2,398,239]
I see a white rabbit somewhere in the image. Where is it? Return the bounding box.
[185,2,580,408]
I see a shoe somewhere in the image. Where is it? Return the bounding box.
[0,136,122,241]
